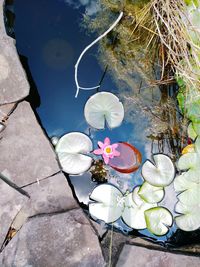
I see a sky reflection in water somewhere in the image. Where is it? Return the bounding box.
[13,0,176,241]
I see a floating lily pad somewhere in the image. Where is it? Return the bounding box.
[142,154,175,187]
[132,186,144,206]
[174,172,198,192]
[175,202,200,231]
[177,152,199,171]
[177,185,200,206]
[122,187,157,229]
[176,137,200,183]
[89,184,156,229]
[188,122,197,140]
[89,184,124,223]
[145,207,173,236]
[84,92,124,129]
[55,132,93,175]
[109,142,142,173]
[138,182,164,204]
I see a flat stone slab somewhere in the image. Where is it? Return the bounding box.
[0,36,30,104]
[0,178,27,248]
[129,237,200,256]
[0,103,16,121]
[0,0,29,104]
[25,172,79,215]
[12,173,79,230]
[0,1,6,36]
[116,245,200,267]
[0,101,60,187]
[0,210,105,267]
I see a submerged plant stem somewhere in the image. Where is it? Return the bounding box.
[74,12,124,98]
[108,223,114,267]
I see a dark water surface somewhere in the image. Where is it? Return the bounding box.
[6,0,199,246]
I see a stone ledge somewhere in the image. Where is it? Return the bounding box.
[0,210,105,267]
[12,173,79,231]
[116,244,200,267]
[0,101,60,187]
[0,178,28,248]
[0,0,30,104]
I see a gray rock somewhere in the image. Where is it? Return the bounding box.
[12,173,79,230]
[90,220,108,239]
[0,1,6,36]
[129,237,200,256]
[0,178,27,248]
[0,122,5,133]
[101,230,127,266]
[0,101,60,187]
[0,1,29,104]
[25,172,79,215]
[0,103,17,134]
[116,245,200,267]
[0,210,105,267]
[0,36,30,104]
[0,103,16,121]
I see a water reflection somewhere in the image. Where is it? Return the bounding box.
[11,0,191,244]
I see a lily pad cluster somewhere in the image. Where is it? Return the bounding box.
[55,89,199,235]
[55,92,126,175]
[174,137,200,231]
[89,154,174,236]
[55,91,142,175]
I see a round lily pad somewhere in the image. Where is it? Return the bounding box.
[175,202,200,231]
[142,154,175,187]
[145,207,173,236]
[174,172,198,192]
[109,142,142,173]
[55,132,93,175]
[177,185,200,206]
[89,184,124,223]
[122,187,157,229]
[84,92,124,129]
[138,182,165,204]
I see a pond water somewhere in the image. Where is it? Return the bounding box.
[6,0,200,247]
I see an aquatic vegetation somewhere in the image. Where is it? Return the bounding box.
[145,207,173,236]
[90,160,108,183]
[174,137,200,231]
[84,92,124,129]
[181,144,195,154]
[93,137,120,164]
[108,142,142,173]
[75,12,123,98]
[141,154,175,187]
[89,184,157,229]
[89,180,173,235]
[123,187,157,229]
[94,138,142,173]
[55,0,200,237]
[138,182,164,204]
[82,0,191,157]
[55,132,93,175]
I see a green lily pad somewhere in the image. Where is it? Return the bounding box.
[123,188,157,230]
[177,185,200,206]
[145,207,173,236]
[187,122,197,140]
[138,182,164,204]
[175,202,200,231]
[142,154,175,187]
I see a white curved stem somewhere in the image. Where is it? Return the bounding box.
[75,11,124,98]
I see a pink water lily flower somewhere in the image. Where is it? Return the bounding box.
[93,137,120,164]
